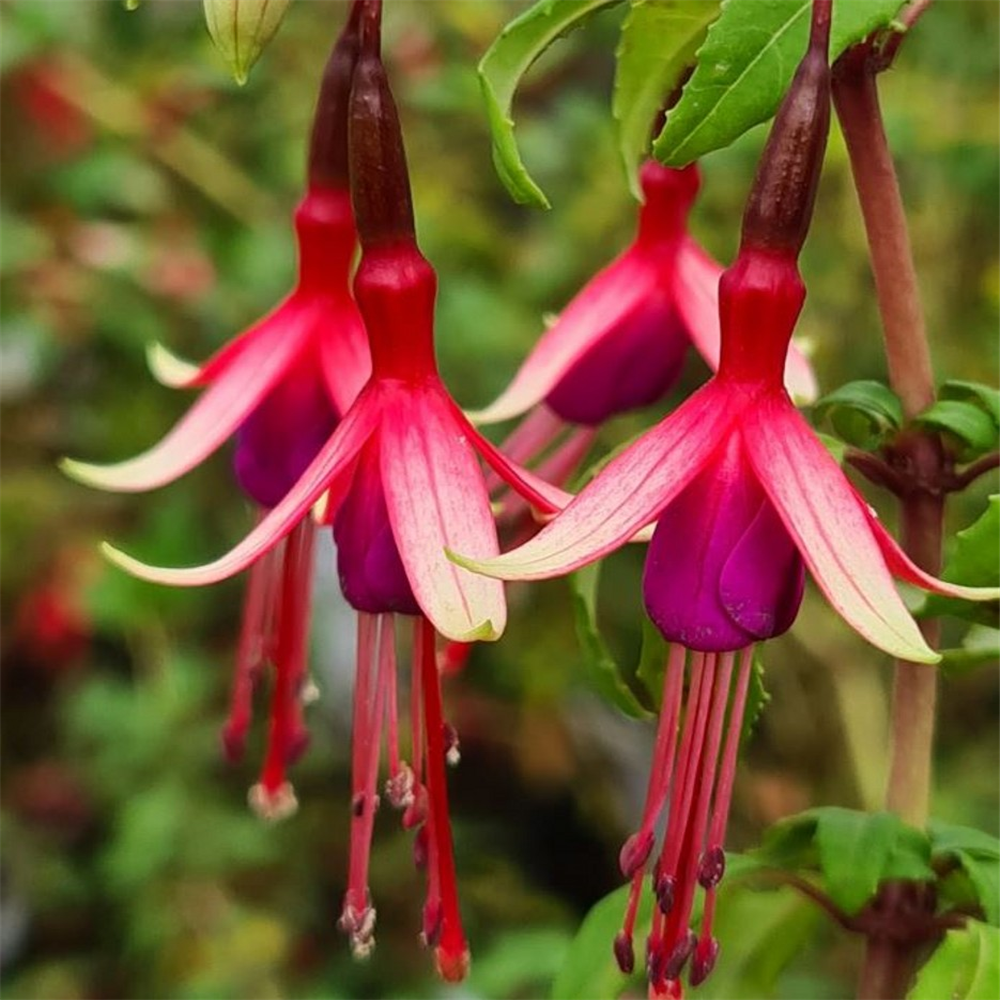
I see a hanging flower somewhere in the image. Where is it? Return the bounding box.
[452,3,999,993]
[93,0,563,979]
[467,158,818,485]
[61,4,371,817]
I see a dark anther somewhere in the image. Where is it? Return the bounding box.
[663,929,697,980]
[613,931,635,975]
[351,793,366,817]
[619,830,655,879]
[654,872,676,915]
[698,845,726,889]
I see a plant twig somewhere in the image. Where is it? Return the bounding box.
[833,26,946,1000]
[949,451,1000,491]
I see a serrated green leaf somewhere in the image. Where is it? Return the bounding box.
[909,922,1000,1000]
[654,0,906,166]
[479,0,623,209]
[816,430,848,465]
[931,823,1000,924]
[612,0,721,198]
[203,0,292,85]
[916,400,999,461]
[941,380,1000,427]
[569,563,652,719]
[813,379,904,448]
[815,809,908,914]
[922,498,1000,626]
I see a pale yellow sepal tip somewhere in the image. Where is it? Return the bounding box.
[146,341,200,388]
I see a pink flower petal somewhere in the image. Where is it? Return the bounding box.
[450,402,570,514]
[673,238,722,373]
[450,383,732,581]
[674,239,818,403]
[866,510,1000,601]
[466,250,660,425]
[380,386,507,642]
[743,397,938,662]
[317,297,372,416]
[101,392,379,586]
[62,307,313,493]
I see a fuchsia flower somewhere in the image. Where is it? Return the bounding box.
[62,7,371,820]
[89,1,563,980]
[454,4,999,994]
[468,159,818,481]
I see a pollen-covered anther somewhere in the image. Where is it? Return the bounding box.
[351,791,380,818]
[435,946,471,984]
[443,723,461,767]
[654,872,676,914]
[663,929,697,980]
[300,675,321,705]
[698,845,726,889]
[339,903,377,961]
[248,781,298,822]
[402,784,428,829]
[690,936,720,987]
[613,931,635,974]
[385,762,415,809]
[619,829,655,878]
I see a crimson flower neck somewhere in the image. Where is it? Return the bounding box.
[716,248,805,391]
[354,239,439,382]
[294,185,357,292]
[635,161,700,250]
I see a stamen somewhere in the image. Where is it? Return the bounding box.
[443,722,461,767]
[484,405,567,494]
[670,652,734,942]
[417,616,470,982]
[222,529,280,762]
[341,611,390,958]
[252,522,316,813]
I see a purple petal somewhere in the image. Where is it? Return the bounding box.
[234,351,339,508]
[333,438,420,616]
[720,496,805,640]
[544,295,688,425]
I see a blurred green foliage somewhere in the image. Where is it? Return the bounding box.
[1,2,997,998]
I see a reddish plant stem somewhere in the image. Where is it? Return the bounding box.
[833,41,945,1000]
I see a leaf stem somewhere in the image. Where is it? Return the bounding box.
[833,35,946,1000]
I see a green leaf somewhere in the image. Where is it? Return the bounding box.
[816,430,849,466]
[479,0,623,209]
[558,857,791,1000]
[124,0,140,9]
[922,498,1000,626]
[941,380,1000,427]
[915,400,999,461]
[203,0,292,85]
[654,0,906,166]
[909,922,1000,1000]
[569,563,652,718]
[940,626,1000,676]
[930,823,1000,925]
[754,811,821,871]
[813,379,904,449]
[612,0,722,198]
[741,649,770,747]
[815,809,910,914]
[550,882,647,999]
[634,614,671,709]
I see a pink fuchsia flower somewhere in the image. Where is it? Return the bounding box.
[61,6,371,818]
[98,2,563,979]
[453,3,999,992]
[467,159,818,482]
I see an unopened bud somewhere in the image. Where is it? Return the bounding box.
[203,0,292,85]
[740,0,831,258]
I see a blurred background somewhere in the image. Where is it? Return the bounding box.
[1,1,997,998]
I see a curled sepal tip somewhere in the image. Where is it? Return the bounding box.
[203,0,293,85]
